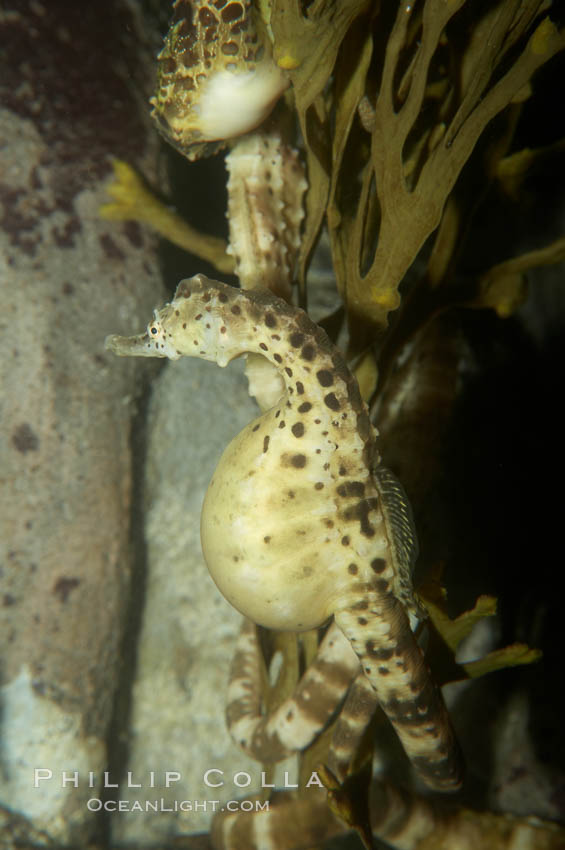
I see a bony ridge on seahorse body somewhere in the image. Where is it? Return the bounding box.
[106,274,463,792]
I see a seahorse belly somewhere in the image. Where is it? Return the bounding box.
[201,410,355,631]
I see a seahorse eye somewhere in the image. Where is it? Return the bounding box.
[150,326,158,335]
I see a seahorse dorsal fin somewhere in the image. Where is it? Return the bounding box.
[374,465,421,617]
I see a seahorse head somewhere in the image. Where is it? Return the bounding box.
[105,303,182,361]
[106,275,253,367]
[145,307,182,359]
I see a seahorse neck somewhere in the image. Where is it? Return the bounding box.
[172,278,377,472]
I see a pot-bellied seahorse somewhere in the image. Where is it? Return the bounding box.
[150,0,288,161]
[106,274,463,791]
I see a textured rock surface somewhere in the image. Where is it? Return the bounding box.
[111,356,263,843]
[0,1,164,843]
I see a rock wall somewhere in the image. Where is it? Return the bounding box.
[111,356,262,844]
[0,1,165,842]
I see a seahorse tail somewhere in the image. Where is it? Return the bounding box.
[210,789,345,850]
[326,672,378,782]
[334,593,463,792]
[226,620,359,762]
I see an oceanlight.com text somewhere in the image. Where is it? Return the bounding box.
[87,798,270,813]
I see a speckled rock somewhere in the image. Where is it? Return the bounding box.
[0,1,164,843]
[110,356,265,844]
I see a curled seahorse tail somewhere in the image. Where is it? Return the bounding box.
[334,595,463,792]
[370,780,439,849]
[327,672,378,783]
[211,789,345,850]
[226,620,359,762]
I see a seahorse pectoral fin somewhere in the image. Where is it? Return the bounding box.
[104,332,170,359]
[334,593,464,792]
